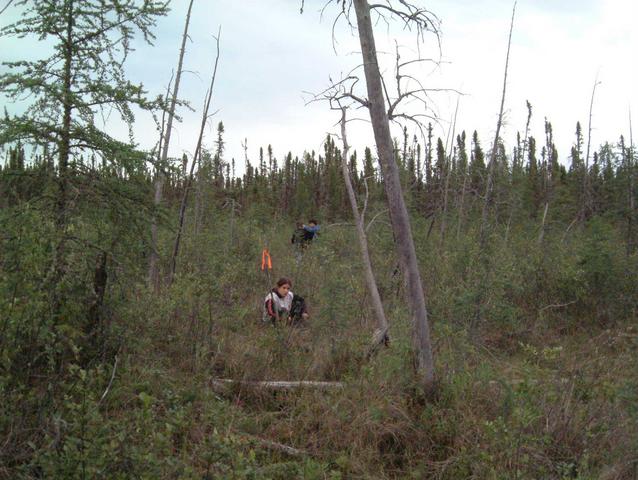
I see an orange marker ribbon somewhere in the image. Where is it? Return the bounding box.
[261,248,272,270]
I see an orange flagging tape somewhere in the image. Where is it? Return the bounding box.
[261,248,272,270]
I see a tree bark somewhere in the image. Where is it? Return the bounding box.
[353,0,434,388]
[339,107,389,349]
[149,0,195,292]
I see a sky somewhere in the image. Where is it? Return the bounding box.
[1,0,637,172]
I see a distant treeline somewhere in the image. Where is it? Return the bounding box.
[3,118,635,252]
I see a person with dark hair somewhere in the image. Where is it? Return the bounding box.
[291,219,320,264]
[302,219,320,242]
[291,219,320,245]
[263,277,309,325]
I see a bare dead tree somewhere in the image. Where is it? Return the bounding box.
[521,101,533,167]
[504,100,532,244]
[149,0,195,292]
[481,1,516,241]
[537,202,550,244]
[305,0,445,389]
[351,0,437,388]
[440,95,460,244]
[582,74,601,221]
[472,1,516,333]
[456,171,468,241]
[538,132,553,245]
[169,27,221,285]
[338,104,390,350]
[194,153,205,236]
[307,75,390,350]
[627,106,635,255]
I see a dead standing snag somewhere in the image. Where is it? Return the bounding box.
[169,27,221,285]
[308,0,441,389]
[149,0,196,292]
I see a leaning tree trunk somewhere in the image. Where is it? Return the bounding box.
[169,29,221,285]
[149,0,195,292]
[628,108,636,255]
[582,76,599,222]
[353,0,434,388]
[339,107,389,349]
[472,1,516,334]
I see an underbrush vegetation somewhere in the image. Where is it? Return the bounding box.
[2,1,637,477]
[3,203,635,479]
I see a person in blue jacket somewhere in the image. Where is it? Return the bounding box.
[291,219,320,246]
[291,219,320,263]
[302,219,320,242]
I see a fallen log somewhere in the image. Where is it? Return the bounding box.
[211,378,344,392]
[239,434,307,457]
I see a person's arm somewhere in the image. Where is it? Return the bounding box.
[265,297,276,317]
[303,225,320,233]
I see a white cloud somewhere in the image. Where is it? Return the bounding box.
[2,0,636,171]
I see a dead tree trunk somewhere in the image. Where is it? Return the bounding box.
[472,1,516,332]
[339,107,390,349]
[353,0,434,388]
[149,0,195,292]
[537,201,549,244]
[582,75,600,222]
[480,2,516,244]
[440,96,460,245]
[211,379,344,391]
[456,173,467,241]
[627,107,635,255]
[505,100,532,244]
[194,155,204,236]
[169,28,221,285]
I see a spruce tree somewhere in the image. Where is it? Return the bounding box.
[470,130,486,199]
[0,4,170,444]
[0,1,168,223]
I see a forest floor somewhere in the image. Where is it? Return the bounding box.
[117,313,636,479]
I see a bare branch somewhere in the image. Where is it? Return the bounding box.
[99,354,119,405]
[240,433,308,457]
[366,208,389,232]
[305,74,370,109]
[0,0,14,16]
[368,0,441,48]
[539,300,577,313]
[361,175,373,222]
